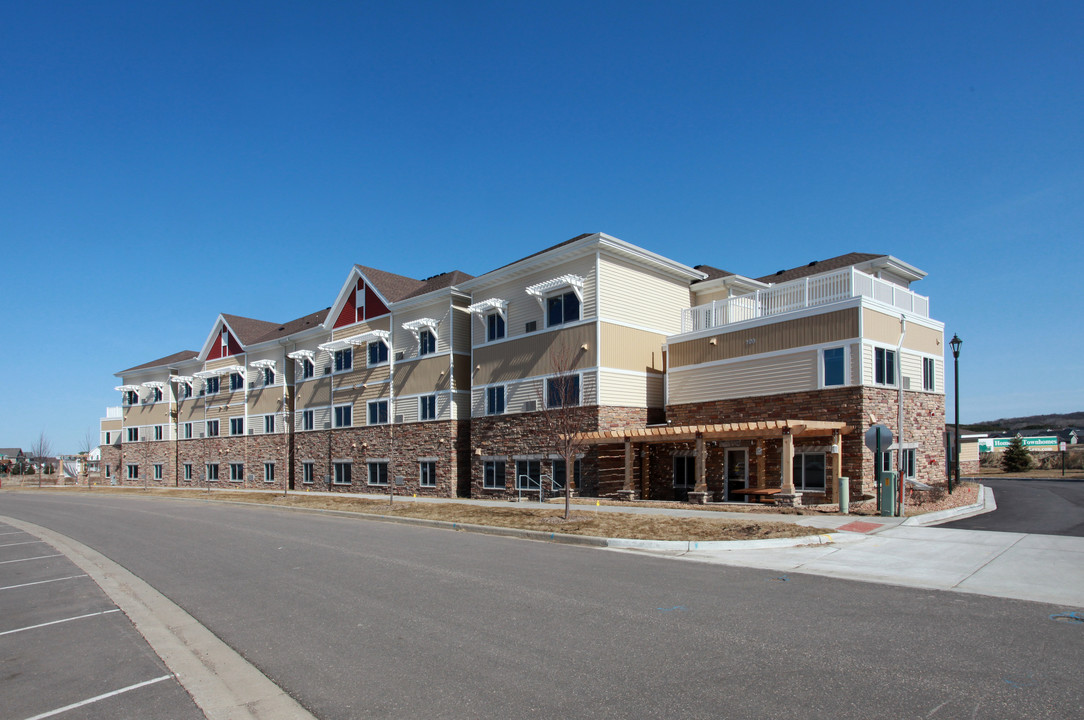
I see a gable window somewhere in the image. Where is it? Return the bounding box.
[154,425,163,441]
[153,464,163,480]
[334,348,353,373]
[515,460,541,491]
[368,341,388,366]
[420,395,437,421]
[264,415,275,433]
[875,348,897,386]
[333,461,352,485]
[230,417,244,436]
[546,376,580,408]
[302,410,314,431]
[302,358,315,379]
[823,347,846,387]
[368,400,388,425]
[486,312,505,342]
[205,377,220,395]
[418,329,436,356]
[673,456,695,489]
[127,464,138,480]
[551,459,581,491]
[419,461,436,487]
[127,427,139,442]
[183,463,192,481]
[220,329,229,356]
[485,386,505,416]
[206,463,219,482]
[923,357,936,392]
[230,463,244,482]
[206,420,219,437]
[368,461,389,486]
[264,463,275,483]
[230,373,243,392]
[263,367,275,386]
[794,453,826,492]
[483,460,506,490]
[334,404,353,428]
[547,291,581,327]
[184,422,193,439]
[302,461,314,484]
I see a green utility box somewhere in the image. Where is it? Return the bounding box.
[878,471,897,517]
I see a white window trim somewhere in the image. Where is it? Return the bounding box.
[229,416,245,436]
[263,462,275,483]
[333,403,353,429]
[485,385,505,416]
[332,459,353,486]
[229,462,245,483]
[819,345,851,389]
[366,459,389,486]
[367,399,389,426]
[419,395,437,421]
[545,373,582,409]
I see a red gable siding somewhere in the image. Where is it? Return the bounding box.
[334,278,390,328]
[207,327,243,359]
[364,285,388,319]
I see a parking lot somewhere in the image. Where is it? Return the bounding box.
[0,520,203,720]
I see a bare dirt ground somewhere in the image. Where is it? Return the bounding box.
[4,487,828,541]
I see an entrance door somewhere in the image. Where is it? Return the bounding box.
[724,449,748,502]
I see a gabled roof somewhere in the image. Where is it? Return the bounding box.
[119,350,199,374]
[755,253,884,284]
[220,314,282,345]
[353,265,429,303]
[0,448,25,457]
[402,270,475,300]
[488,233,595,274]
[693,265,737,281]
[248,308,330,345]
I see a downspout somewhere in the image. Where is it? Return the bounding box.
[896,314,907,515]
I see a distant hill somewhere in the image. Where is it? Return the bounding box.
[965,412,1084,433]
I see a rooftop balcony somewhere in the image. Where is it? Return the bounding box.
[680,267,930,334]
[105,406,122,419]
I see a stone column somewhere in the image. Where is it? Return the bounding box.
[781,430,795,494]
[689,433,709,504]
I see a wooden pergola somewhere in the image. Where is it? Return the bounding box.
[574,420,850,502]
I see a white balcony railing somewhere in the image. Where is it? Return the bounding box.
[680,267,929,334]
[105,406,122,419]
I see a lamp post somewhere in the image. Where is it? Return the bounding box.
[950,334,962,493]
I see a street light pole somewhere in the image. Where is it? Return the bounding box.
[950,334,962,493]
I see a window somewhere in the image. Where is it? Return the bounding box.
[302,410,314,431]
[151,387,163,402]
[302,461,314,484]
[368,461,388,486]
[230,463,244,482]
[263,367,275,386]
[181,382,192,399]
[154,425,163,441]
[794,453,826,491]
[127,464,138,480]
[551,459,581,491]
[220,329,229,355]
[368,341,388,366]
[264,415,275,433]
[879,451,892,473]
[206,463,219,482]
[333,461,352,485]
[875,348,897,386]
[483,460,506,489]
[230,417,244,436]
[901,448,916,479]
[486,312,505,342]
[418,329,436,356]
[334,348,353,373]
[153,464,163,480]
[419,461,436,487]
[127,427,139,442]
[923,357,936,391]
[105,432,111,445]
[302,358,314,379]
[230,373,243,392]
[206,420,219,437]
[124,390,138,405]
[205,376,220,395]
[823,347,846,387]
[104,465,111,478]
[673,456,695,489]
[420,395,437,421]
[264,463,275,483]
[183,422,193,439]
[334,404,353,428]
[183,463,192,481]
[515,460,541,490]
[546,376,580,408]
[546,291,580,327]
[368,400,388,425]
[485,386,505,415]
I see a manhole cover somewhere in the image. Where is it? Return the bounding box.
[1049,611,1083,624]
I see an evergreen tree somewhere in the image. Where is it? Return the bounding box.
[1001,436,1032,472]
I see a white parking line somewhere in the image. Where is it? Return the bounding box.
[0,554,62,565]
[23,674,173,720]
[0,575,89,591]
[0,540,46,548]
[0,609,121,637]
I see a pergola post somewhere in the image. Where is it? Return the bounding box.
[624,437,633,492]
[831,429,843,503]
[781,429,795,495]
[689,432,708,504]
[755,439,765,489]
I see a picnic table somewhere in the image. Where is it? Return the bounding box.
[730,487,783,503]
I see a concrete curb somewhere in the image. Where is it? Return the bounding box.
[0,515,317,720]
[901,485,995,526]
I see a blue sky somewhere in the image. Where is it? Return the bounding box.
[2,1,1081,453]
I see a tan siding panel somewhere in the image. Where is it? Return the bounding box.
[863,308,941,354]
[670,309,859,367]
[597,369,663,408]
[248,388,284,415]
[599,323,665,373]
[668,351,818,405]
[452,355,472,393]
[396,356,452,397]
[206,357,243,371]
[332,316,390,341]
[597,255,689,334]
[474,324,595,386]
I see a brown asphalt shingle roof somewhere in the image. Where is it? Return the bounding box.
[221,314,283,345]
[249,308,331,344]
[693,264,737,281]
[754,252,884,284]
[120,350,200,374]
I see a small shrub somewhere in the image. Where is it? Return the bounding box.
[1001,437,1032,473]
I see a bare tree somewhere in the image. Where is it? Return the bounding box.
[535,341,592,520]
[29,431,52,488]
[79,429,96,484]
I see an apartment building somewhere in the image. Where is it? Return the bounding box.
[102,235,946,505]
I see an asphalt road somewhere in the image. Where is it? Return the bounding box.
[944,478,1084,536]
[3,492,1082,719]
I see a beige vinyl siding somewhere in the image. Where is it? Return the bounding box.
[295,376,330,432]
[667,350,818,406]
[397,391,453,424]
[395,355,451,397]
[599,323,665,373]
[396,300,453,360]
[452,355,472,393]
[472,254,597,345]
[473,323,595,386]
[123,402,170,426]
[332,316,390,342]
[598,369,664,408]
[691,287,731,305]
[852,342,863,385]
[176,400,204,425]
[206,357,243,372]
[472,370,598,417]
[961,440,980,463]
[597,255,690,334]
[901,352,922,392]
[247,387,283,415]
[669,308,859,368]
[452,297,472,354]
[863,308,942,355]
[334,361,390,391]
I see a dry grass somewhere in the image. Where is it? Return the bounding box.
[10,487,826,542]
[971,467,1084,479]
